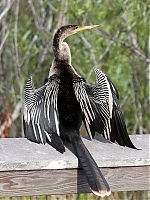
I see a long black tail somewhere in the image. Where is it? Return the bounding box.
[71,135,111,197]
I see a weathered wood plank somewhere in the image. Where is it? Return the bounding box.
[0,135,149,171]
[0,166,149,197]
[0,134,149,197]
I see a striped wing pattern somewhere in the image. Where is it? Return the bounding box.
[23,77,65,153]
[75,68,137,149]
[94,69,113,140]
[94,69,113,118]
[73,79,95,139]
[24,69,136,150]
[73,70,112,140]
[106,77,137,148]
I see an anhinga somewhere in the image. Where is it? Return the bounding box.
[23,25,137,197]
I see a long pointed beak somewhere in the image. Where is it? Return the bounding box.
[77,25,99,31]
[71,25,99,34]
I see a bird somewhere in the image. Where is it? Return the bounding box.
[23,24,137,197]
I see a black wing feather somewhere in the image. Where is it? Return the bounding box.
[23,76,65,153]
[73,79,109,139]
[108,76,137,149]
[77,69,137,149]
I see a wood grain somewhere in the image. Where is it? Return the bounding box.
[0,135,149,171]
[0,166,149,197]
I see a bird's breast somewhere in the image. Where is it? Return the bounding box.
[57,77,82,128]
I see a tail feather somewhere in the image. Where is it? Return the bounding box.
[71,136,111,197]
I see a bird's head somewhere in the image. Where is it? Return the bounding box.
[54,24,99,39]
[53,24,99,63]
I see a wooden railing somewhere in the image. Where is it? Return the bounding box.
[0,134,149,197]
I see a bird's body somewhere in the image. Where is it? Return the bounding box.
[23,25,137,197]
[56,61,82,141]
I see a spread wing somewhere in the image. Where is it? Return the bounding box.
[73,69,136,149]
[23,76,65,153]
[106,76,137,149]
[73,74,112,140]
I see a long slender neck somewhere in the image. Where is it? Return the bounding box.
[53,29,71,63]
[53,29,64,56]
[49,27,80,78]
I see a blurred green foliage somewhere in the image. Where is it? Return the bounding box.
[0,190,149,200]
[0,0,149,135]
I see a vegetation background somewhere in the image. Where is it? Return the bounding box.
[0,0,149,199]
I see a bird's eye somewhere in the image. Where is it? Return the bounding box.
[75,26,78,29]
